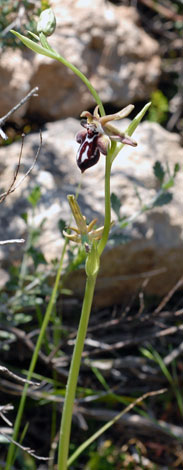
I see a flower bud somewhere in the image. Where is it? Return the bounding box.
[85,242,100,278]
[37,8,56,37]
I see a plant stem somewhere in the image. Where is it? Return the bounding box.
[57,274,97,470]
[5,240,68,470]
[98,145,114,256]
[11,31,105,118]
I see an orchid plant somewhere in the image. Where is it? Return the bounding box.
[6,8,151,470]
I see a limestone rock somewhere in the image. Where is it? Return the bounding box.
[0,1,160,122]
[0,117,183,307]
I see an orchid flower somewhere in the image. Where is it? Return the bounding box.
[76,104,137,172]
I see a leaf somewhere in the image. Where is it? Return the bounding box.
[10,30,59,60]
[174,162,180,177]
[21,212,28,224]
[153,192,173,207]
[153,161,165,183]
[126,102,151,137]
[58,219,67,234]
[111,102,151,163]
[111,192,121,219]
[28,185,41,207]
[27,31,40,41]
[162,178,174,190]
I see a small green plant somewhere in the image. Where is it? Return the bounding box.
[140,345,183,417]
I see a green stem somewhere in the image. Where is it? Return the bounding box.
[11,31,105,118]
[5,240,68,470]
[54,55,105,117]
[57,274,97,470]
[98,145,115,256]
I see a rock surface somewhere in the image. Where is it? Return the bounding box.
[0,0,160,122]
[0,117,183,307]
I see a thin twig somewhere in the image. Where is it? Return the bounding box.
[164,341,183,366]
[154,278,183,314]
[0,366,40,387]
[0,239,25,245]
[0,131,41,246]
[0,130,42,202]
[0,134,24,203]
[0,431,52,461]
[0,404,14,427]
[0,87,39,127]
[0,86,39,140]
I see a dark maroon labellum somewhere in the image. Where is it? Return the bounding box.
[76,130,100,173]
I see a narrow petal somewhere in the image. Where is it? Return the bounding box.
[69,226,80,234]
[87,218,98,232]
[93,105,100,119]
[80,110,93,123]
[110,134,137,146]
[100,104,134,125]
[63,231,80,242]
[104,122,137,146]
[89,227,104,241]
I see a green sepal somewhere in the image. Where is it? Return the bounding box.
[39,32,55,52]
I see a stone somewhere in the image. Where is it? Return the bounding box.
[0,1,160,122]
[0,117,183,307]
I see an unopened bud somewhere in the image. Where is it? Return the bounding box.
[85,242,100,278]
[37,8,56,37]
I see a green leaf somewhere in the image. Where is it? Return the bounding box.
[140,347,154,361]
[126,102,151,137]
[153,192,173,207]
[58,219,67,234]
[21,212,28,223]
[28,185,41,207]
[27,30,39,41]
[111,192,121,219]
[10,30,59,60]
[162,178,174,190]
[174,162,180,177]
[111,102,151,163]
[39,31,55,51]
[153,161,165,183]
